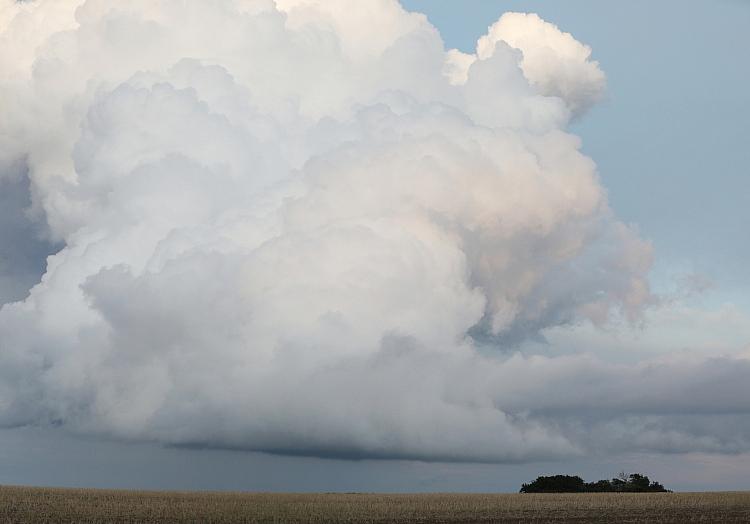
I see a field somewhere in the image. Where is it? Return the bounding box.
[1,486,750,523]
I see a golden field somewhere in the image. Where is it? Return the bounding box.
[1,486,749,523]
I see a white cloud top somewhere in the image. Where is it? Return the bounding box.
[446,12,606,117]
[0,0,747,462]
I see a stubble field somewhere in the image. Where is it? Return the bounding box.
[1,486,749,523]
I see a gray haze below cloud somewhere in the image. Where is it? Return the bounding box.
[2,426,750,493]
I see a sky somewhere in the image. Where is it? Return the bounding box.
[0,0,749,492]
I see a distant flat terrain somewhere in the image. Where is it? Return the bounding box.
[2,486,750,523]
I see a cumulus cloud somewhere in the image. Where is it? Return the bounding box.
[0,0,746,462]
[446,12,606,117]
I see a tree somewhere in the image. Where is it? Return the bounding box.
[520,475,586,493]
[584,479,613,492]
[520,473,671,493]
[625,474,651,491]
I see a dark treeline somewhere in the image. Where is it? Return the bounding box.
[520,473,671,493]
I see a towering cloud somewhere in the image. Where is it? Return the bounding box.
[0,0,747,462]
[444,12,605,117]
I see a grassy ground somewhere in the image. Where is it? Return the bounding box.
[1,486,749,523]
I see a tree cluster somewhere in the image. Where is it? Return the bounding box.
[520,473,670,493]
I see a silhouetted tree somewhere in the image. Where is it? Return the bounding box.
[584,479,613,492]
[520,473,671,493]
[625,474,650,491]
[520,475,586,493]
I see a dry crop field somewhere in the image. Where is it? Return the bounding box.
[1,486,750,523]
